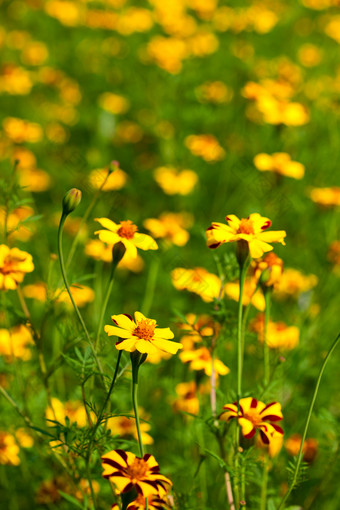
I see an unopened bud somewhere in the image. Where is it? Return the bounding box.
[112,241,126,266]
[62,188,82,216]
[109,160,120,174]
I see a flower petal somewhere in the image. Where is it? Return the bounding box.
[95,230,122,245]
[95,218,119,232]
[152,338,182,354]
[104,325,134,339]
[133,233,158,251]
[153,327,174,340]
[115,338,138,351]
[112,314,136,330]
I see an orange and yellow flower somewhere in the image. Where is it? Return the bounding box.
[0,431,20,465]
[206,213,286,259]
[171,267,222,302]
[101,449,172,497]
[153,166,198,195]
[0,325,34,361]
[254,152,305,180]
[309,187,340,207]
[219,397,283,445]
[250,315,299,350]
[173,381,200,416]
[179,347,229,377]
[285,433,318,463]
[273,268,318,299]
[143,212,193,247]
[252,253,284,289]
[0,245,34,290]
[105,312,182,355]
[95,218,158,258]
[106,409,153,445]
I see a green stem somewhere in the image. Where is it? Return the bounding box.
[260,455,269,510]
[237,263,248,399]
[94,261,117,351]
[263,291,271,388]
[277,330,340,510]
[141,256,160,317]
[58,214,107,388]
[65,169,112,271]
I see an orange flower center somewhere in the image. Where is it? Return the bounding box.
[238,218,255,235]
[134,319,156,341]
[126,458,148,480]
[243,408,262,426]
[117,220,138,239]
[1,257,16,275]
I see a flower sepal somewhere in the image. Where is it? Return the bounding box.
[131,351,148,383]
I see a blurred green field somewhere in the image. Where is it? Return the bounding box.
[0,0,340,509]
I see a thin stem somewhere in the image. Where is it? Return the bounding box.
[94,260,116,351]
[237,263,248,399]
[132,380,144,458]
[263,290,271,388]
[277,330,340,510]
[65,169,112,271]
[260,454,269,510]
[141,256,160,317]
[58,214,107,388]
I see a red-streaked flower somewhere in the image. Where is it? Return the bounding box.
[127,492,171,510]
[101,449,172,497]
[206,213,286,259]
[0,245,34,290]
[105,312,182,355]
[219,397,283,445]
[95,218,158,258]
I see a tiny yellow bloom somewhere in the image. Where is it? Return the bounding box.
[88,167,127,191]
[105,312,182,355]
[154,166,198,195]
[254,152,305,179]
[0,325,34,361]
[180,347,229,377]
[171,267,222,303]
[0,431,20,465]
[0,245,34,290]
[95,218,158,258]
[143,212,193,246]
[250,315,299,350]
[310,187,340,207]
[206,213,286,259]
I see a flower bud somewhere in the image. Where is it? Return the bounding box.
[62,188,82,216]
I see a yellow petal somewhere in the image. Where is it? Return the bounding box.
[133,233,158,251]
[104,325,134,339]
[153,338,182,354]
[95,217,119,232]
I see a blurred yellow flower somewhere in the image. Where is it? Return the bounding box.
[115,121,143,143]
[225,279,265,311]
[106,408,153,445]
[310,187,340,207]
[154,166,198,195]
[147,36,188,74]
[98,92,130,115]
[250,315,299,350]
[88,167,127,191]
[173,381,199,416]
[3,117,43,143]
[180,347,229,377]
[45,1,82,27]
[105,311,182,355]
[18,168,52,192]
[116,8,154,35]
[144,212,193,246]
[0,325,34,361]
[0,206,35,242]
[15,428,34,448]
[46,398,94,427]
[285,433,318,463]
[0,431,20,466]
[273,268,318,299]
[185,134,225,162]
[0,65,33,95]
[21,42,49,66]
[178,313,221,350]
[0,245,34,290]
[256,429,284,458]
[171,267,222,303]
[298,44,322,67]
[254,153,305,179]
[195,81,233,104]
[23,282,95,307]
[95,218,158,258]
[252,252,284,289]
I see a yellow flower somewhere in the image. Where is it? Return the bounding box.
[98,92,130,115]
[224,279,265,311]
[206,213,286,259]
[173,381,200,416]
[171,267,222,303]
[252,252,284,289]
[179,347,229,377]
[254,153,305,179]
[56,284,95,308]
[143,212,193,246]
[310,187,340,207]
[256,429,284,458]
[185,134,225,162]
[88,167,127,191]
[106,408,153,445]
[0,245,34,290]
[18,168,52,192]
[298,44,322,67]
[95,218,158,258]
[0,206,35,242]
[0,431,20,465]
[250,315,299,350]
[105,311,182,355]
[285,433,318,463]
[45,398,94,428]
[195,81,233,104]
[273,268,318,299]
[154,166,198,195]
[3,117,43,143]
[15,428,33,448]
[0,325,34,361]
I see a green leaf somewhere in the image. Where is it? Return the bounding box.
[58,490,84,508]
